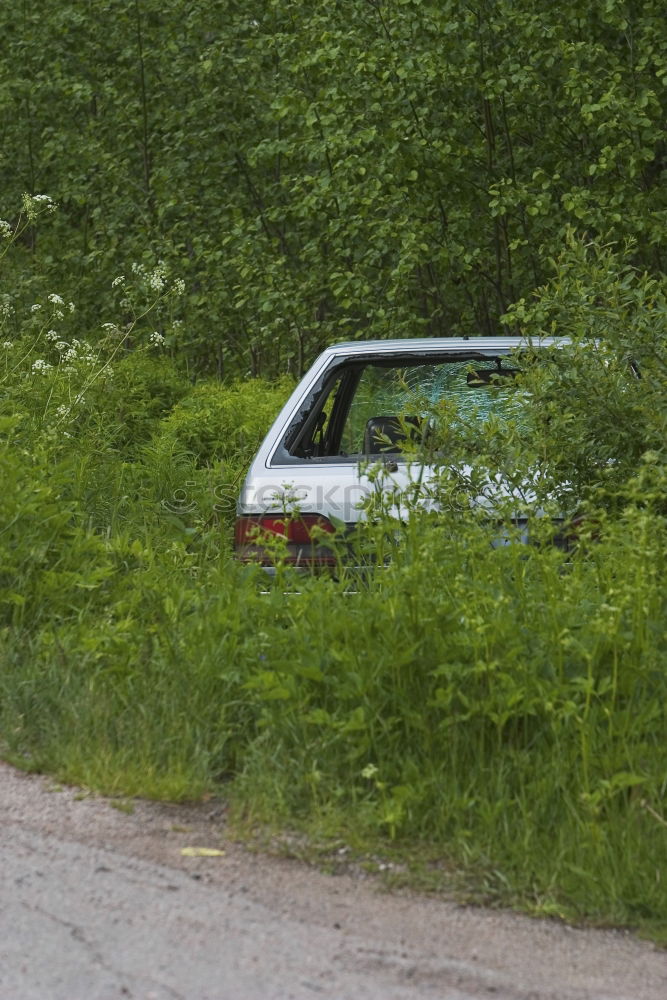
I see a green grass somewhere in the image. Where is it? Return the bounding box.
[1,491,666,936]
[1,338,666,941]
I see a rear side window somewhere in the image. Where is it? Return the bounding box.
[341,360,522,453]
[281,355,524,461]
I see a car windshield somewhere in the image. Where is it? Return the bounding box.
[288,355,528,459]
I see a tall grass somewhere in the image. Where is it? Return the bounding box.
[1,453,665,928]
[1,231,666,934]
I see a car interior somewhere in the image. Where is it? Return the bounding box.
[284,356,521,461]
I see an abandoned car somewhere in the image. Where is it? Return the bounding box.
[235,336,568,567]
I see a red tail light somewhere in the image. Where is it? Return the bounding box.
[235,514,337,566]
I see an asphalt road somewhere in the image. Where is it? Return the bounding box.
[1,762,665,1000]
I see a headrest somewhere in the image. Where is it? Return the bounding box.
[363,415,421,454]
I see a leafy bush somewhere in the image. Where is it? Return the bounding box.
[0,426,115,628]
[154,375,294,468]
[503,234,667,507]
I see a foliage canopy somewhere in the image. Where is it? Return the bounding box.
[2,0,667,372]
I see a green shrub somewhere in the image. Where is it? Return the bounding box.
[154,375,294,467]
[503,234,667,507]
[0,430,115,627]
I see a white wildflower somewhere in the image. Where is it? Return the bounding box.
[55,341,68,351]
[68,301,75,313]
[131,261,145,275]
[31,303,42,313]
[55,404,70,418]
[0,220,12,239]
[22,193,56,220]
[173,278,185,296]
[63,347,78,361]
[148,265,166,292]
[46,329,59,341]
[101,322,118,333]
[0,295,13,318]
[149,330,165,346]
[32,359,52,373]
[111,275,125,288]
[2,340,12,349]
[48,293,65,306]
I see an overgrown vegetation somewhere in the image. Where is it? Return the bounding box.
[1,202,666,935]
[1,1,667,939]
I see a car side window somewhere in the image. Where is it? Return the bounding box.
[285,357,524,460]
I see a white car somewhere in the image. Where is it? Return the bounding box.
[235,337,567,567]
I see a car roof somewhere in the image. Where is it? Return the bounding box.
[323,336,565,357]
